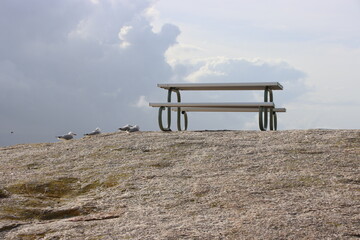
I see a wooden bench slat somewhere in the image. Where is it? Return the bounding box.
[149,102,275,108]
[171,107,286,112]
[157,82,283,91]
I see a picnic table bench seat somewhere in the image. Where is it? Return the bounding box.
[149,82,286,131]
[149,102,275,108]
[172,107,286,113]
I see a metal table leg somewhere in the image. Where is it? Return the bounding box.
[259,87,276,131]
[158,88,188,131]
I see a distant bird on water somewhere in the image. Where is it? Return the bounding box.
[57,132,77,140]
[84,128,101,136]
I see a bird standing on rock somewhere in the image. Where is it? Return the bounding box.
[119,124,140,133]
[127,125,140,132]
[119,124,132,131]
[57,132,77,140]
[84,128,101,136]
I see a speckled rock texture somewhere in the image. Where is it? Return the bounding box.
[0,130,359,239]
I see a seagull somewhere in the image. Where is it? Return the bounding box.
[127,125,140,133]
[57,132,77,140]
[84,128,101,136]
[119,124,133,131]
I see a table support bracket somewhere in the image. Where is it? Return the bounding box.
[259,87,276,131]
[158,88,188,131]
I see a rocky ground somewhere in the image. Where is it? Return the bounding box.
[0,129,359,239]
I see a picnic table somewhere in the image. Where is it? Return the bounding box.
[149,82,286,131]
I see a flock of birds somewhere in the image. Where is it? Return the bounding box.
[56,124,140,141]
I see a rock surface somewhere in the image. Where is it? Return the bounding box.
[0,130,359,239]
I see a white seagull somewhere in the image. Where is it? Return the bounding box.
[57,132,77,140]
[119,124,133,131]
[119,124,140,133]
[84,128,101,136]
[127,125,140,133]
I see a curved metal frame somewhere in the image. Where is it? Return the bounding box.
[259,87,277,131]
[158,88,188,131]
[179,111,188,131]
[272,111,277,131]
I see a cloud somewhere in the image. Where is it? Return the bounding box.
[134,95,149,109]
[0,0,179,146]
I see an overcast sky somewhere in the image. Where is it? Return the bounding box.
[1,0,359,146]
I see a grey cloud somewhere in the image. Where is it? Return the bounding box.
[0,0,91,48]
[0,0,179,146]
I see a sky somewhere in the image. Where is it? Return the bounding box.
[0,0,359,146]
